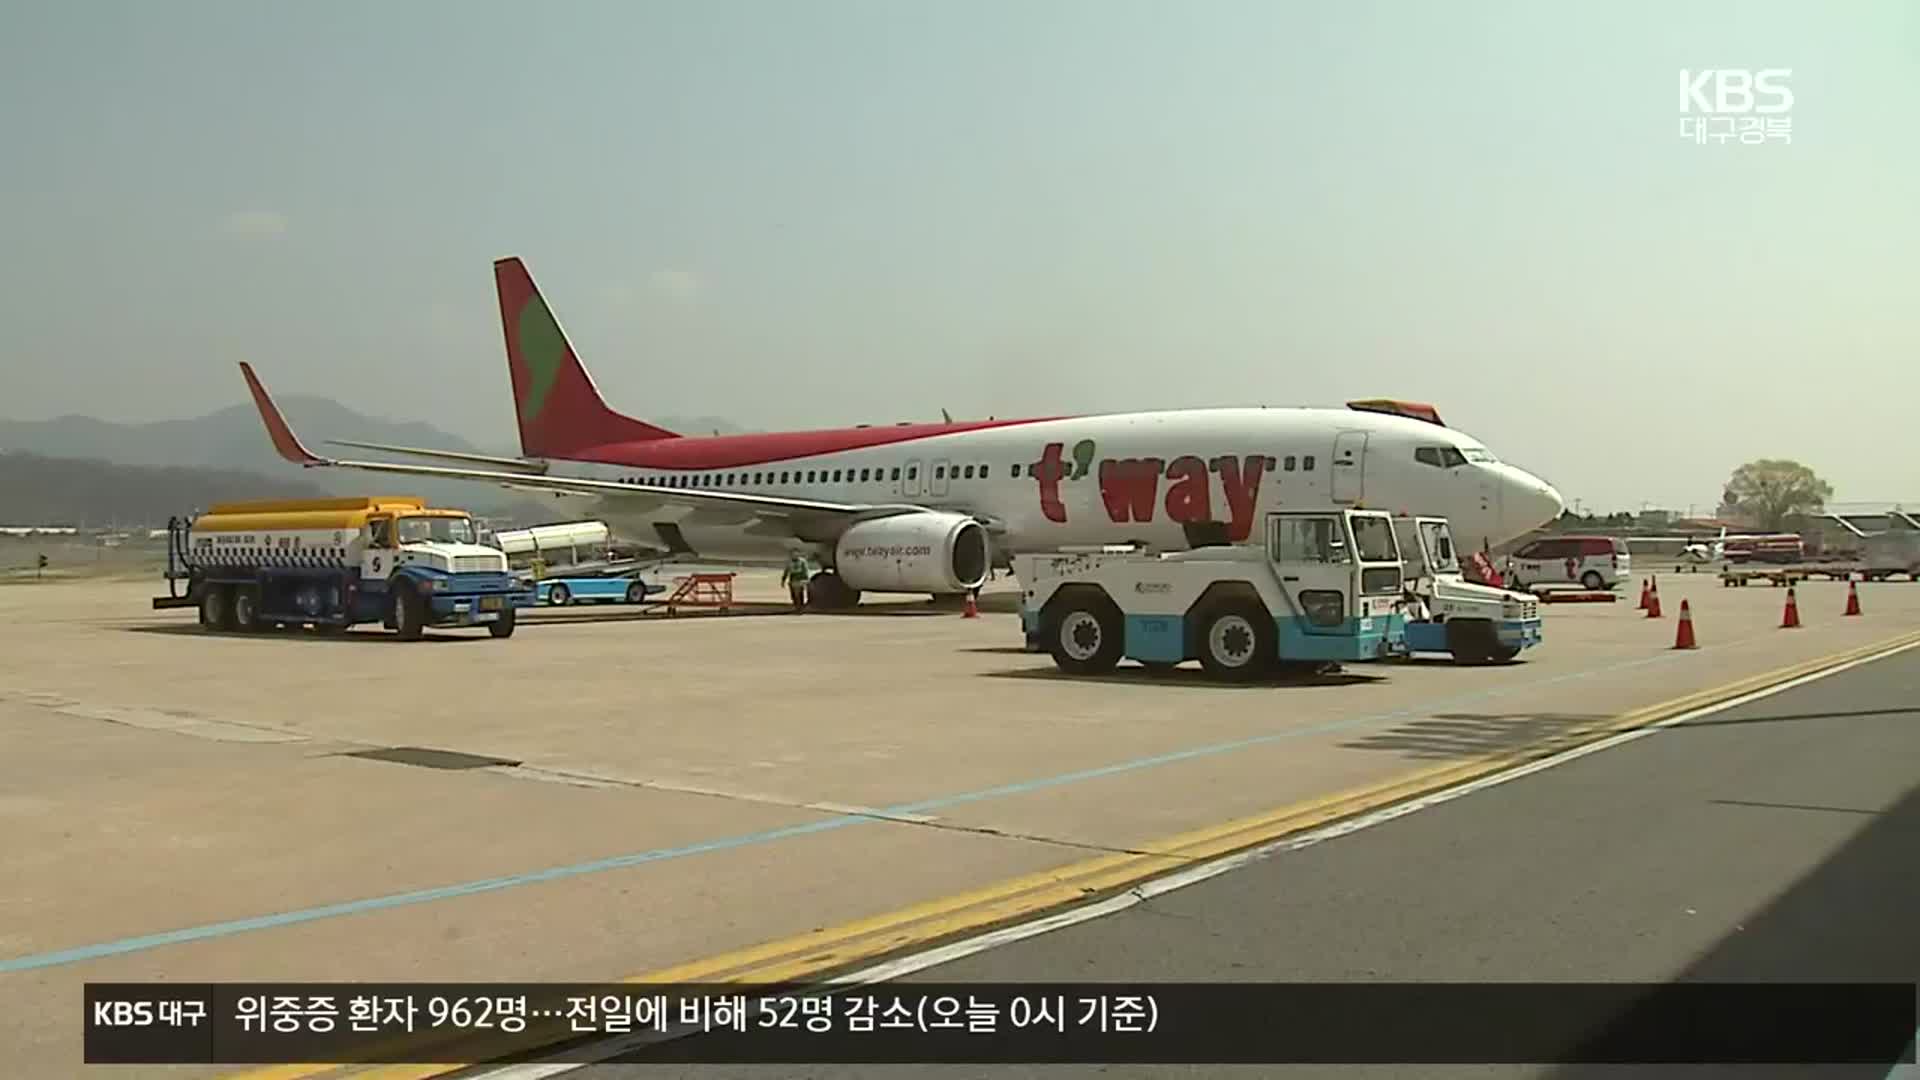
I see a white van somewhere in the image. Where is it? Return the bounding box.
[1503,535,1630,592]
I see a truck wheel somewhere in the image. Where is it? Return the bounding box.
[198,585,232,632]
[625,581,648,604]
[1196,603,1274,682]
[232,587,263,632]
[1046,598,1123,675]
[1581,570,1604,591]
[548,583,571,606]
[1446,620,1495,664]
[487,608,517,639]
[391,586,425,641]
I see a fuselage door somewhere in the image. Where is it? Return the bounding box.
[1331,430,1369,503]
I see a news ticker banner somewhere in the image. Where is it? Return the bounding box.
[85,982,1916,1065]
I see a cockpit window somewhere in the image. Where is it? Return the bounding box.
[1416,446,1468,468]
[1461,447,1496,463]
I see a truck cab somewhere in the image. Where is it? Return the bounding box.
[1396,515,1541,664]
[1015,508,1409,682]
[360,509,524,631]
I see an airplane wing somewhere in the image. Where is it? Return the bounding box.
[240,364,932,539]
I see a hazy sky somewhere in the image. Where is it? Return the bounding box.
[4,1,1914,512]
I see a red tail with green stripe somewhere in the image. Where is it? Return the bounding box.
[494,257,678,459]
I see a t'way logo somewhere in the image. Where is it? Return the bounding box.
[1029,440,1273,542]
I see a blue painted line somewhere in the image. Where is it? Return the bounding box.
[0,634,1789,975]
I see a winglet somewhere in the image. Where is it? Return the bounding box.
[238,362,329,466]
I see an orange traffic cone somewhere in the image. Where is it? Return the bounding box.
[962,590,980,619]
[1781,586,1801,629]
[1673,600,1698,649]
[1645,579,1663,618]
[1637,578,1651,610]
[1844,581,1862,617]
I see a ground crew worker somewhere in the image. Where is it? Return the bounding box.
[781,551,812,613]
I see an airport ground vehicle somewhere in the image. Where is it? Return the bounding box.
[537,576,664,605]
[494,520,615,574]
[1394,516,1542,664]
[1503,534,1629,592]
[1013,509,1409,682]
[153,497,534,639]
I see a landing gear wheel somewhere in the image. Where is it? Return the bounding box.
[392,586,425,641]
[1581,570,1604,591]
[232,587,263,632]
[808,571,862,611]
[487,608,517,639]
[1046,598,1123,675]
[198,585,232,632]
[1196,604,1274,682]
[548,583,571,606]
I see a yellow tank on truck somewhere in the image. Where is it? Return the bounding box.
[189,496,432,534]
[185,496,475,571]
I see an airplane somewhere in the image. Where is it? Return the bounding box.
[238,257,1566,610]
[1678,526,1729,566]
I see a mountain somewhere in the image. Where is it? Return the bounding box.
[0,452,334,527]
[0,398,547,516]
[0,399,752,524]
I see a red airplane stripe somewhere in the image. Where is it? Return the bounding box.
[553,416,1073,470]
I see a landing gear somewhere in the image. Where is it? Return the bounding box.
[807,571,862,611]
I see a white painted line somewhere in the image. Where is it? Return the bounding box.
[464,637,1920,1079]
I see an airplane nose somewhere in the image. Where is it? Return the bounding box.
[1509,471,1565,532]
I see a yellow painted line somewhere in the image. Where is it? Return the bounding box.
[234,628,1920,1080]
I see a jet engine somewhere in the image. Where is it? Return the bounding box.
[833,512,990,594]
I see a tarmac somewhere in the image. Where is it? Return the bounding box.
[591,638,1920,1079]
[1,567,1917,1078]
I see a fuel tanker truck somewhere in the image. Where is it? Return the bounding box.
[153,497,534,639]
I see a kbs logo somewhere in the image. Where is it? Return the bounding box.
[1678,69,1792,146]
[1679,69,1793,114]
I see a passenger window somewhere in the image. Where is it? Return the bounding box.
[860,468,871,482]
[962,465,974,479]
[1269,515,1350,564]
[832,469,843,482]
[935,465,946,479]
[1415,447,1444,467]
[891,467,901,481]
[1284,455,1297,472]
[1303,455,1316,471]
[1010,464,1021,478]
[780,471,790,483]
[907,466,919,479]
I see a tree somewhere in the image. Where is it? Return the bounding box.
[1721,459,1833,530]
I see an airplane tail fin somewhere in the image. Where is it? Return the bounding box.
[494,257,678,459]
